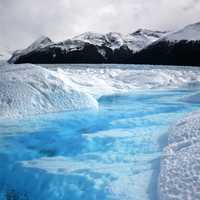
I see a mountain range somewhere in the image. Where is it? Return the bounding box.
[8,22,200,66]
[130,22,200,66]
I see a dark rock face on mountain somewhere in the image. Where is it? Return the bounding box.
[9,30,166,64]
[128,40,200,66]
[112,45,133,63]
[127,22,200,66]
[13,43,113,64]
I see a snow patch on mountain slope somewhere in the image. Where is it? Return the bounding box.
[73,30,167,52]
[24,36,53,53]
[73,32,124,50]
[55,39,86,52]
[159,110,200,200]
[73,32,109,46]
[164,22,200,42]
[0,64,98,119]
[125,29,167,52]
[0,47,11,61]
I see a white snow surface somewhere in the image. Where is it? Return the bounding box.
[53,65,200,98]
[159,80,200,200]
[164,22,200,42]
[2,63,200,119]
[0,64,98,119]
[159,110,200,200]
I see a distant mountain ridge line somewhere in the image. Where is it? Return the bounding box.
[8,22,200,66]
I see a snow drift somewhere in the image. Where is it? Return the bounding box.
[0,64,98,119]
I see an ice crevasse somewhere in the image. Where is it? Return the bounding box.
[0,64,98,119]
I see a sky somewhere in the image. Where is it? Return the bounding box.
[1,0,200,51]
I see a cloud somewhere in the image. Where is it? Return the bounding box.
[0,0,200,50]
[183,0,200,10]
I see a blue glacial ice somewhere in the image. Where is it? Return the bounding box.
[1,85,200,199]
[1,64,200,200]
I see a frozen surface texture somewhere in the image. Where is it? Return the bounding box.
[1,64,200,200]
[54,65,200,98]
[0,64,98,119]
[2,63,200,119]
[159,110,200,200]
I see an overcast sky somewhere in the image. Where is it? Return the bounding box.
[1,0,200,50]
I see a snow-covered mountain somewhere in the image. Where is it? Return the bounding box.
[125,29,166,51]
[164,22,200,42]
[9,29,167,64]
[10,36,53,63]
[131,22,200,66]
[73,32,124,50]
[7,22,200,65]
[73,29,166,51]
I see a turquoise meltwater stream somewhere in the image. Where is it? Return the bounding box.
[0,89,200,200]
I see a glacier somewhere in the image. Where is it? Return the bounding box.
[1,63,200,200]
[54,64,200,98]
[2,63,200,119]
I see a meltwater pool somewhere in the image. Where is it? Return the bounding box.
[0,89,200,200]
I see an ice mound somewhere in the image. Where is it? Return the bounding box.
[159,110,200,200]
[0,64,98,119]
